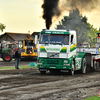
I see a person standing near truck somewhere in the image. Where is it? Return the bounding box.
[15,48,21,69]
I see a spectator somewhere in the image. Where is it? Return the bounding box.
[15,48,21,69]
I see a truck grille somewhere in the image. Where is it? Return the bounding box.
[46,59,59,64]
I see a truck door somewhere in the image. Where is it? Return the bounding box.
[70,34,76,56]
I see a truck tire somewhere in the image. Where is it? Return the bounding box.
[93,61,99,71]
[3,53,12,62]
[96,62,99,68]
[81,58,86,74]
[69,61,75,75]
[93,61,97,71]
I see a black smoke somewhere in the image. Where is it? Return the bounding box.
[42,0,60,29]
[61,0,99,12]
[41,0,100,29]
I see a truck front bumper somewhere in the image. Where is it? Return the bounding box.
[37,58,71,70]
[38,64,71,70]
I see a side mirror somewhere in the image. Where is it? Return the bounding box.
[35,35,38,44]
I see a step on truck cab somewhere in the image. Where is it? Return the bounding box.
[35,29,93,75]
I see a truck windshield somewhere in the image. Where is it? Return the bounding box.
[40,34,69,45]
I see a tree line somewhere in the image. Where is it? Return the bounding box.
[55,8,99,47]
[0,8,99,47]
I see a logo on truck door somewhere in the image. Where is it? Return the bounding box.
[75,58,81,69]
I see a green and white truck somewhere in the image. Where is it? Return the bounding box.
[35,29,94,75]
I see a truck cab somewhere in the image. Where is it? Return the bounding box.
[38,29,76,58]
[36,29,92,75]
[81,42,90,48]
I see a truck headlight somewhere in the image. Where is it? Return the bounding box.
[63,60,68,63]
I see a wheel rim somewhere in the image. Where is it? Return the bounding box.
[5,55,10,61]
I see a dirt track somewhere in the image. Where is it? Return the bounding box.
[0,65,100,100]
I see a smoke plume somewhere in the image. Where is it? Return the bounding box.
[60,0,100,13]
[41,0,100,29]
[42,0,60,29]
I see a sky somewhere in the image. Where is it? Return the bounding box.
[0,0,45,34]
[0,0,100,34]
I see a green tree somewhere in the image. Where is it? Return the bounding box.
[56,8,98,47]
[0,23,6,32]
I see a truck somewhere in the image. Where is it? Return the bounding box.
[18,37,37,60]
[77,32,100,70]
[35,29,96,75]
[81,42,90,48]
[0,41,12,62]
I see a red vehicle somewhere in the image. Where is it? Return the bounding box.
[81,42,90,48]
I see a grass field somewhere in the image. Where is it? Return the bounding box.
[84,95,100,100]
[0,65,37,70]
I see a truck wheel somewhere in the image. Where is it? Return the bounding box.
[69,61,75,75]
[96,62,99,68]
[3,53,12,62]
[40,71,46,75]
[81,58,86,74]
[93,61,97,71]
[93,61,99,71]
